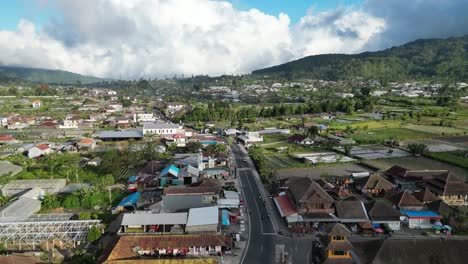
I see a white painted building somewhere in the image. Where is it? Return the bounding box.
[143,122,183,136]
[133,113,156,123]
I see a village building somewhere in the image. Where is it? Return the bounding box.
[77,138,96,150]
[27,144,52,158]
[322,223,354,264]
[274,193,301,225]
[142,122,182,136]
[1,179,67,197]
[288,134,314,145]
[365,200,402,231]
[355,173,395,197]
[335,200,370,224]
[387,191,425,211]
[425,172,468,206]
[162,186,219,212]
[237,131,263,147]
[99,234,232,263]
[98,130,144,141]
[0,135,18,145]
[119,212,187,234]
[32,100,42,108]
[186,206,220,233]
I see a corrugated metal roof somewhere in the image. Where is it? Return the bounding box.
[99,130,143,139]
[143,122,179,130]
[121,212,188,226]
[400,210,441,219]
[0,197,41,221]
[186,207,219,227]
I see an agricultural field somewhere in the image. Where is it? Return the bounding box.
[117,167,140,180]
[363,156,468,180]
[404,124,467,136]
[265,155,304,170]
[275,163,371,180]
[435,135,468,147]
[261,133,287,144]
[426,151,468,169]
[338,145,410,159]
[330,119,401,131]
[351,128,433,144]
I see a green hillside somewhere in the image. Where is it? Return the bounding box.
[0,66,110,84]
[252,35,468,81]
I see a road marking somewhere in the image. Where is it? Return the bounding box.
[238,171,252,264]
[244,171,264,234]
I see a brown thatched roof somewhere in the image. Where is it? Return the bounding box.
[326,223,351,237]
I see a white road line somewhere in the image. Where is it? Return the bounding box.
[245,171,264,233]
[238,171,252,264]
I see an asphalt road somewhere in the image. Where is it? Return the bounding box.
[231,144,313,264]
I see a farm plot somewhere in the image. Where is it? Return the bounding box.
[363,156,468,180]
[265,155,304,169]
[406,139,460,152]
[294,152,355,164]
[351,128,433,143]
[339,145,410,159]
[404,124,467,136]
[117,167,140,180]
[275,163,372,180]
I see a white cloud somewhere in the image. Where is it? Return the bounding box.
[0,0,436,79]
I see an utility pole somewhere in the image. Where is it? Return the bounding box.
[108,188,112,205]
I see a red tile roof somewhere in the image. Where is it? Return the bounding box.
[36,144,50,150]
[274,194,297,217]
[79,138,94,144]
[0,135,15,141]
[103,235,231,262]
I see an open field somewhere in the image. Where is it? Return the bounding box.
[363,156,468,180]
[338,145,411,159]
[265,155,304,170]
[261,133,287,144]
[406,139,461,152]
[275,163,372,180]
[330,120,401,130]
[351,128,433,143]
[404,124,468,136]
[436,135,468,145]
[293,152,355,164]
[262,142,316,154]
[426,151,468,169]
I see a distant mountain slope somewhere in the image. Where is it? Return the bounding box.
[0,66,110,84]
[252,35,468,80]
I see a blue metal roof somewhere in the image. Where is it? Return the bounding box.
[118,192,140,207]
[161,165,179,176]
[400,210,441,218]
[128,176,138,183]
[222,210,230,226]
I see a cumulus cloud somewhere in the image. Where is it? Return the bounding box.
[0,0,465,79]
[0,0,385,78]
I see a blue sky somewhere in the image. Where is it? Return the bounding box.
[229,0,363,22]
[0,0,57,30]
[0,0,363,30]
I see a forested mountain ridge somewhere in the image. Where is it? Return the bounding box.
[0,66,110,84]
[252,35,468,81]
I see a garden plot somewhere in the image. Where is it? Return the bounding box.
[0,161,23,177]
[294,152,355,164]
[342,146,410,159]
[406,139,460,152]
[266,155,304,169]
